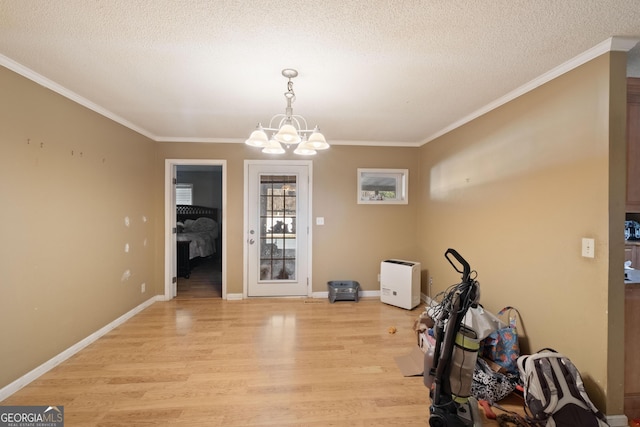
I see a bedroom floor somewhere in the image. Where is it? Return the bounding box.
[177,256,222,299]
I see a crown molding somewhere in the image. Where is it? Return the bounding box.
[4,35,639,148]
[0,53,156,140]
[420,36,640,146]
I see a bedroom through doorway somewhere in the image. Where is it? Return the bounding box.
[164,160,226,300]
[176,165,222,298]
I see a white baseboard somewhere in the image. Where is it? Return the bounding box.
[311,291,329,299]
[606,414,628,426]
[0,295,162,402]
[311,290,381,299]
[422,293,436,306]
[360,290,381,298]
[226,291,380,300]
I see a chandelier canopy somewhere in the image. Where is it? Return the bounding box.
[245,69,329,155]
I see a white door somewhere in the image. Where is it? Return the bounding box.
[169,163,178,298]
[246,161,311,297]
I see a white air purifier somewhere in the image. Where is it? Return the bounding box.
[380,259,421,310]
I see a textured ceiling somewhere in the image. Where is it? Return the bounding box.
[1,0,640,146]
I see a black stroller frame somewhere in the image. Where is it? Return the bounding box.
[426,249,482,427]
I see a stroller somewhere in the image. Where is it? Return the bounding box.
[424,249,482,427]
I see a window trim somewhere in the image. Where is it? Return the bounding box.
[357,168,408,204]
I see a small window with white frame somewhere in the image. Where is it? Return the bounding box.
[357,169,408,204]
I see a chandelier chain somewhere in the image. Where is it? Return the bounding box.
[287,80,295,96]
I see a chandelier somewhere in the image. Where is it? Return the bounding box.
[245,69,329,155]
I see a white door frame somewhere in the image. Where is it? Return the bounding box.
[164,159,227,300]
[243,159,313,298]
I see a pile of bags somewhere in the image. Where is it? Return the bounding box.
[416,304,610,426]
[415,304,522,403]
[466,305,521,403]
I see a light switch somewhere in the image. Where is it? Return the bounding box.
[316,217,324,225]
[582,238,595,258]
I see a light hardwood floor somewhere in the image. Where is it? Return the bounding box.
[1,297,516,426]
[177,257,222,299]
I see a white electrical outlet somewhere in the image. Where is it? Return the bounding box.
[582,238,595,258]
[141,283,146,293]
[316,217,324,225]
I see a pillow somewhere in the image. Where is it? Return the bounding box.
[182,219,195,232]
[191,217,217,232]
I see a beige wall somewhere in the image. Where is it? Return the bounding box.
[155,143,422,296]
[0,66,157,388]
[417,52,627,413]
[0,50,628,417]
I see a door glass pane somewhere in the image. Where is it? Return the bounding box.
[259,175,297,281]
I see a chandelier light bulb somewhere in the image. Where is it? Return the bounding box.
[275,123,301,145]
[245,128,269,147]
[307,129,329,150]
[293,140,317,156]
[262,136,286,154]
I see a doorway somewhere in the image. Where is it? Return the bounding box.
[245,160,312,297]
[164,159,226,300]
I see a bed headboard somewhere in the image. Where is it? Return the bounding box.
[176,205,218,222]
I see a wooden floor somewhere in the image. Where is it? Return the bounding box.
[177,256,222,299]
[1,297,523,426]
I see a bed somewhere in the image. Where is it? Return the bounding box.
[176,205,219,277]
